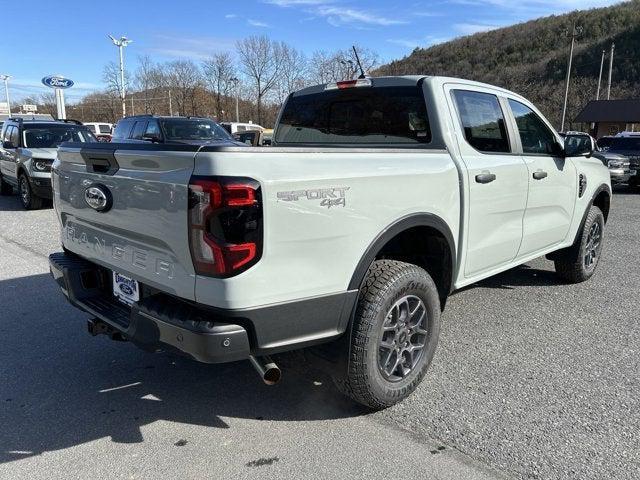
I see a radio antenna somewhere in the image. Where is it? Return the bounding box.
[352,46,367,79]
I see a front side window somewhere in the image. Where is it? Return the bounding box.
[453,90,510,153]
[275,85,431,145]
[159,119,232,141]
[23,125,96,148]
[508,99,558,155]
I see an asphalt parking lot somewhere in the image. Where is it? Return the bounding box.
[0,190,638,480]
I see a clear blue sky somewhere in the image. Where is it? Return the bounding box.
[2,0,621,102]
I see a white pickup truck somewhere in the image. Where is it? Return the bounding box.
[49,76,611,409]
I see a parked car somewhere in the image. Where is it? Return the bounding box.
[49,76,610,409]
[83,122,113,142]
[220,121,264,135]
[0,118,96,209]
[597,135,616,151]
[599,135,640,189]
[112,115,244,146]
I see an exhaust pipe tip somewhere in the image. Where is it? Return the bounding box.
[249,355,281,385]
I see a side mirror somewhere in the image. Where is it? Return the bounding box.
[2,141,15,149]
[564,134,595,157]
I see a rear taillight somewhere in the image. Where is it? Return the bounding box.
[325,78,372,90]
[188,177,262,277]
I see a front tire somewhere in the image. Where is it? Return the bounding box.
[554,205,604,283]
[19,174,43,210]
[334,260,441,410]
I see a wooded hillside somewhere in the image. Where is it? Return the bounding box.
[377,1,640,129]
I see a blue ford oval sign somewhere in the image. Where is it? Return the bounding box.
[42,75,74,89]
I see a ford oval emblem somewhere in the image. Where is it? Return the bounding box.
[119,284,134,295]
[42,75,74,89]
[84,184,112,212]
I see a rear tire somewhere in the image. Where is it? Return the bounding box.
[0,175,12,195]
[333,260,441,410]
[19,174,43,210]
[554,205,604,283]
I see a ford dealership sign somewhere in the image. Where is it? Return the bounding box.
[42,75,74,89]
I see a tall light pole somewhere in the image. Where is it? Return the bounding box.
[340,59,355,79]
[560,23,582,132]
[0,75,11,114]
[606,42,615,100]
[230,77,240,122]
[596,50,605,100]
[108,35,132,118]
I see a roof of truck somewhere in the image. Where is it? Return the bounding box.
[292,75,526,101]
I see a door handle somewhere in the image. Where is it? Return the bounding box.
[475,173,496,184]
[533,170,548,180]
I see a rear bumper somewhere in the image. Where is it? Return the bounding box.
[49,252,355,363]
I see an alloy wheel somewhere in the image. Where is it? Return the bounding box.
[584,222,601,269]
[378,295,428,382]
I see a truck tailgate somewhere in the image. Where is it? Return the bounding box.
[54,144,197,300]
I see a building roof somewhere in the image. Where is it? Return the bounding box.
[575,99,640,123]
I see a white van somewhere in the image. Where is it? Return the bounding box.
[219,122,264,135]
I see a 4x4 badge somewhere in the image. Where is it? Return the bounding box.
[84,184,112,212]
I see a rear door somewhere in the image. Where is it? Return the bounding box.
[54,144,198,299]
[448,87,529,277]
[506,99,576,256]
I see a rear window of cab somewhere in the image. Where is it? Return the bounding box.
[275,85,431,146]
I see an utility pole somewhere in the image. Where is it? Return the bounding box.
[168,90,173,116]
[130,96,135,115]
[0,75,11,113]
[108,35,133,118]
[596,50,605,100]
[606,42,615,100]
[561,23,582,132]
[230,77,240,122]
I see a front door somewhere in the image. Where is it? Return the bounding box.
[506,99,576,256]
[449,88,529,277]
[0,125,19,180]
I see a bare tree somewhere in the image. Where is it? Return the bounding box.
[135,55,167,114]
[236,35,283,124]
[276,44,307,103]
[102,61,129,99]
[202,52,236,121]
[38,93,57,117]
[165,60,203,116]
[309,46,380,85]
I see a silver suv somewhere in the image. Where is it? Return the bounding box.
[0,118,97,209]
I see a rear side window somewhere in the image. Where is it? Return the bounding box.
[85,124,97,133]
[508,99,558,155]
[98,124,111,134]
[145,120,161,138]
[113,121,134,140]
[9,126,20,147]
[453,90,510,153]
[275,85,431,145]
[131,121,147,140]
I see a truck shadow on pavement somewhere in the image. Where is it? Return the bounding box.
[0,273,364,464]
